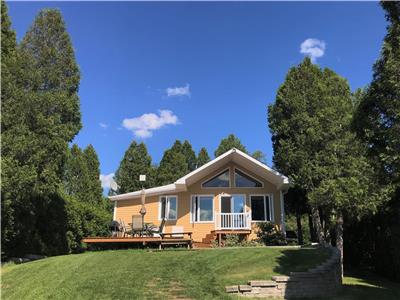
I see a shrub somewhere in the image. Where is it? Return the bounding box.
[256,222,287,246]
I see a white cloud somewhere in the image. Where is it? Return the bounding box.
[300,38,326,62]
[166,84,191,97]
[100,173,116,189]
[99,122,108,129]
[122,109,179,138]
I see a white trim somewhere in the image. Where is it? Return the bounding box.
[110,183,177,201]
[201,168,231,189]
[280,190,286,235]
[190,194,215,223]
[249,194,273,222]
[270,193,275,223]
[113,201,117,221]
[219,194,246,214]
[234,167,264,188]
[158,195,178,221]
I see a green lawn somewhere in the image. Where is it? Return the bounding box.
[1,247,329,299]
[3,247,399,300]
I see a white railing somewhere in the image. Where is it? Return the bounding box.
[215,213,251,230]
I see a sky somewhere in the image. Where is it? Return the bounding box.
[8,1,387,192]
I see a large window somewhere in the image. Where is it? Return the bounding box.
[250,195,272,222]
[235,169,263,188]
[202,169,230,188]
[159,196,177,220]
[191,195,214,222]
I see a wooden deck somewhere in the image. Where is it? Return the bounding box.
[82,235,193,249]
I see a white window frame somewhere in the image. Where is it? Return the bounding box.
[250,194,273,222]
[190,194,214,223]
[158,195,178,221]
[234,167,264,188]
[201,168,231,189]
[219,194,247,214]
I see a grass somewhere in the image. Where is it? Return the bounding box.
[1,246,329,300]
[323,269,400,300]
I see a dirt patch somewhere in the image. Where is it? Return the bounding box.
[143,278,191,299]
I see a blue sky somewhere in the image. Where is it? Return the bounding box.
[8,1,387,191]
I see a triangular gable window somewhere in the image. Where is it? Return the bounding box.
[234,169,262,187]
[202,169,230,188]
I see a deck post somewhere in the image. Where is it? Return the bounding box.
[218,233,222,247]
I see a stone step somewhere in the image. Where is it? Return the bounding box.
[239,285,252,292]
[225,285,239,293]
[248,280,277,287]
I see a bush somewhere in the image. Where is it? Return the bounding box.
[256,222,287,246]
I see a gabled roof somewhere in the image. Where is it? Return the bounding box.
[109,148,289,201]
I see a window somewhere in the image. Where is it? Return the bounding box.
[250,195,272,221]
[191,195,214,222]
[202,169,230,188]
[235,169,262,187]
[159,196,177,220]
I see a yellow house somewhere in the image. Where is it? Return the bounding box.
[109,148,289,244]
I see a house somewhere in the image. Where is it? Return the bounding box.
[109,148,290,244]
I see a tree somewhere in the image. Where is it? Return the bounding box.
[83,145,104,204]
[1,8,82,257]
[197,147,211,167]
[114,141,154,194]
[351,2,400,281]
[268,58,386,264]
[157,142,189,185]
[181,140,197,171]
[353,2,400,184]
[251,150,266,164]
[214,134,247,157]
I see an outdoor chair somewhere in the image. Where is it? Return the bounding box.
[130,215,144,236]
[149,218,166,237]
[118,219,131,237]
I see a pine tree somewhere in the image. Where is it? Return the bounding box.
[114,141,153,194]
[214,134,247,157]
[197,147,211,167]
[181,140,197,171]
[251,150,266,164]
[83,145,103,204]
[268,58,386,261]
[157,143,189,185]
[353,2,400,184]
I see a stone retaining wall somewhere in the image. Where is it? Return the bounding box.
[226,247,342,298]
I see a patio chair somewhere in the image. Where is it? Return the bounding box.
[118,219,131,237]
[130,215,144,236]
[149,218,166,237]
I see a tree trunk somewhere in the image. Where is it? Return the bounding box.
[308,213,317,242]
[336,212,344,278]
[296,209,304,245]
[311,207,324,244]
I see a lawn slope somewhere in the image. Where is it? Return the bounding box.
[1,247,329,300]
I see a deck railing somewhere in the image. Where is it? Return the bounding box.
[215,212,251,230]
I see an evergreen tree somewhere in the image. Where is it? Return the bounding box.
[353,2,400,184]
[114,141,153,194]
[197,147,211,167]
[214,134,247,157]
[251,150,266,164]
[182,140,197,171]
[83,145,103,204]
[268,58,386,260]
[157,143,189,185]
[1,8,82,256]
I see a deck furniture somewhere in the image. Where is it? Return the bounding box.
[119,219,131,237]
[130,215,144,236]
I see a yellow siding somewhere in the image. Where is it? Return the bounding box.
[114,162,283,242]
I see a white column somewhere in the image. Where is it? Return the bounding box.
[280,190,286,236]
[113,201,117,221]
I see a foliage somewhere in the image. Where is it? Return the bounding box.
[214,134,248,157]
[114,141,154,194]
[256,222,287,246]
[181,140,197,171]
[196,147,210,167]
[251,150,266,163]
[157,140,189,185]
[1,248,331,299]
[353,2,400,184]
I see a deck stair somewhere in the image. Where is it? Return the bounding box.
[202,232,217,244]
